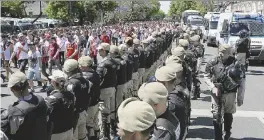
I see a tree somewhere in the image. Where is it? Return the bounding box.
[168,0,211,17]
[1,1,31,18]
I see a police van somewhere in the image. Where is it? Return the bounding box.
[216,12,264,60]
[181,10,200,26]
[203,12,220,46]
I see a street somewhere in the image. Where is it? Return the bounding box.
[1,42,264,139]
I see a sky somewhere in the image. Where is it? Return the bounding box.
[159,1,171,14]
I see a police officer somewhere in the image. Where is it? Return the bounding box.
[135,39,146,86]
[1,72,49,140]
[143,39,154,82]
[63,59,90,140]
[155,66,189,140]
[109,45,127,136]
[189,35,204,100]
[138,82,181,140]
[204,44,246,140]
[46,70,75,140]
[96,43,118,139]
[119,44,133,99]
[126,37,140,96]
[235,30,250,70]
[115,98,156,140]
[78,56,101,140]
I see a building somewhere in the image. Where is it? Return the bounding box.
[25,1,47,17]
[226,1,264,14]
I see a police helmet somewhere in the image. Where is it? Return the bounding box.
[239,30,248,38]
[228,64,244,84]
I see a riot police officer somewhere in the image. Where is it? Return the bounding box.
[63,59,90,140]
[189,35,204,100]
[96,43,118,139]
[119,44,134,99]
[204,44,246,140]
[78,56,101,140]
[109,45,127,136]
[126,37,140,97]
[135,39,146,86]
[235,30,250,70]
[46,70,75,140]
[155,65,189,140]
[142,39,154,82]
[1,72,49,140]
[138,82,181,140]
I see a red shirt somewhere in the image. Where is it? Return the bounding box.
[66,43,78,60]
[100,35,110,44]
[48,43,59,59]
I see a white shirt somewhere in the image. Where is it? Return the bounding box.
[60,37,67,52]
[28,50,41,72]
[14,42,28,60]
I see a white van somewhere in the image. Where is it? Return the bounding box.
[216,12,264,60]
[203,12,220,46]
[186,15,205,30]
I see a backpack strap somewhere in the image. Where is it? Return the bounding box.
[155,118,176,137]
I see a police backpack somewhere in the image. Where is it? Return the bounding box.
[153,118,180,140]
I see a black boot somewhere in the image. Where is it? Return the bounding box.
[105,123,111,140]
[110,119,117,137]
[90,130,100,140]
[213,120,223,140]
[37,81,42,86]
[101,113,110,140]
[224,113,233,140]
[1,74,6,83]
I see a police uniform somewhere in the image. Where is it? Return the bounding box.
[64,59,90,140]
[78,56,101,140]
[236,30,250,66]
[204,44,245,140]
[143,40,154,82]
[1,72,49,140]
[138,82,181,140]
[128,44,140,97]
[46,70,75,140]
[137,41,146,86]
[155,66,189,140]
[96,43,118,139]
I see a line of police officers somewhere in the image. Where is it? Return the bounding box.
[1,26,247,140]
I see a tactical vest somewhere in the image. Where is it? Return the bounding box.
[113,56,127,85]
[129,48,139,72]
[98,57,118,88]
[7,94,49,140]
[67,75,90,112]
[236,38,250,53]
[122,54,133,81]
[138,47,146,68]
[145,46,154,68]
[212,58,239,93]
[82,70,101,106]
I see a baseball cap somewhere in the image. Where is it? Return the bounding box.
[97,43,110,51]
[63,59,79,73]
[165,55,182,66]
[155,66,177,82]
[141,39,149,44]
[78,56,93,67]
[8,72,27,88]
[110,45,119,53]
[118,97,156,132]
[190,35,200,42]
[48,70,66,82]
[138,82,168,104]
[172,47,185,57]
[118,44,128,52]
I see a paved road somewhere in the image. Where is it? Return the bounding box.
[1,42,264,139]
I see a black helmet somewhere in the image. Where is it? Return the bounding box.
[239,30,247,38]
[228,63,244,83]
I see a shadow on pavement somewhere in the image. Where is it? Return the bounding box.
[191,117,213,127]
[201,90,211,95]
[187,127,214,139]
[231,138,264,140]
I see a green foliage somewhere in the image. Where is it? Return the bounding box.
[93,1,118,12]
[1,1,30,18]
[168,0,213,17]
